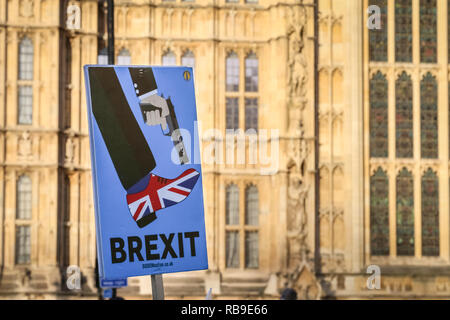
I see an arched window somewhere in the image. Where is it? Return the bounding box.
[420,73,438,158]
[370,168,389,256]
[420,0,437,63]
[18,85,33,125]
[181,50,195,69]
[421,169,439,256]
[16,175,32,220]
[162,50,176,66]
[369,0,388,61]
[396,168,414,256]
[117,48,131,65]
[245,185,258,226]
[245,52,258,92]
[226,52,239,92]
[370,71,388,158]
[396,72,413,158]
[226,184,239,225]
[18,37,33,80]
[395,0,412,62]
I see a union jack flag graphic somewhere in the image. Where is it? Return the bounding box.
[126,168,200,228]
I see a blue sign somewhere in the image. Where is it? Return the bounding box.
[103,289,113,299]
[84,66,208,280]
[100,278,128,288]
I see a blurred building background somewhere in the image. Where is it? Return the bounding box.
[0,0,449,299]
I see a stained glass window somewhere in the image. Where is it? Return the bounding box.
[420,0,437,63]
[395,0,412,62]
[396,168,414,256]
[420,73,438,158]
[370,168,389,256]
[370,72,388,157]
[396,72,413,158]
[421,169,439,256]
[369,0,388,61]
[18,37,33,80]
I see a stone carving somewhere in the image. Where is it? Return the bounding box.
[18,131,32,160]
[19,0,34,18]
[65,137,75,164]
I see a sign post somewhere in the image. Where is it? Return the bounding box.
[84,66,208,298]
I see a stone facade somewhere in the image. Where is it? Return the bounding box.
[0,0,448,300]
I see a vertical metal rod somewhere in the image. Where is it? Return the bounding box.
[107,0,115,65]
[151,274,165,300]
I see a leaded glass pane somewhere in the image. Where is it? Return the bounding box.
[245,186,258,226]
[18,85,33,125]
[226,184,239,225]
[117,48,131,65]
[369,0,388,61]
[245,231,259,268]
[421,169,439,256]
[226,231,239,268]
[226,98,239,130]
[370,168,389,256]
[420,0,437,63]
[226,52,239,92]
[396,72,413,158]
[395,0,412,62]
[15,226,31,264]
[370,71,388,157]
[16,175,32,220]
[19,37,33,80]
[420,73,438,158]
[162,50,176,66]
[181,50,195,69]
[245,98,258,131]
[396,168,414,256]
[245,53,258,92]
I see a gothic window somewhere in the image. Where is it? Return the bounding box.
[370,71,388,157]
[245,185,259,226]
[396,72,413,158]
[226,231,239,268]
[226,52,239,92]
[162,50,176,66]
[18,37,33,80]
[245,98,258,131]
[15,226,31,265]
[226,98,239,130]
[245,53,258,92]
[420,73,438,158]
[226,184,239,225]
[245,231,258,268]
[181,50,195,69]
[369,0,388,61]
[396,168,414,256]
[420,0,437,63]
[370,168,389,256]
[395,0,412,62]
[16,175,32,220]
[421,169,439,256]
[117,48,131,65]
[18,85,33,125]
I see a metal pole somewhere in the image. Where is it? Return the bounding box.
[151,274,165,300]
[106,0,115,65]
